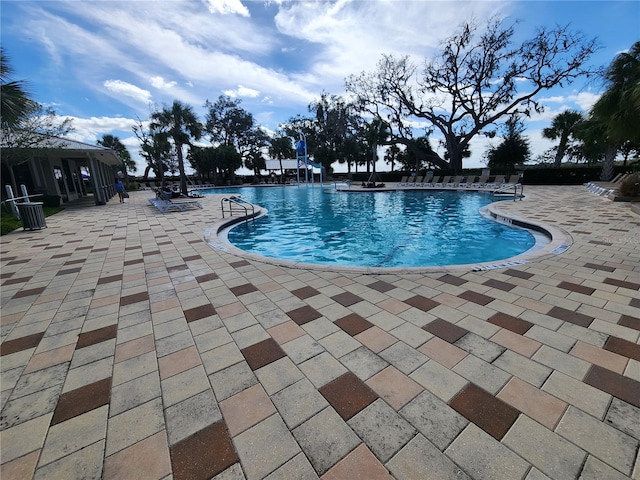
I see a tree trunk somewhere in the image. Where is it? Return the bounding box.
[600,144,617,181]
[449,152,463,174]
[446,139,464,174]
[372,143,377,175]
[554,132,569,167]
[176,144,187,194]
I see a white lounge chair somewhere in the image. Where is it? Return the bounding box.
[458,176,475,188]
[502,175,521,187]
[435,176,451,188]
[422,176,439,187]
[485,175,505,189]
[149,189,203,213]
[470,176,489,189]
[447,176,463,188]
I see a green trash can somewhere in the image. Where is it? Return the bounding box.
[17,202,47,230]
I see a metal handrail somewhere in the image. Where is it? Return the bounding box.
[221,196,255,221]
[492,183,524,201]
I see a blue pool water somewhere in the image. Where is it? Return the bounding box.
[206,186,536,268]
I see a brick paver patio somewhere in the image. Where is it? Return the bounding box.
[1,185,638,479]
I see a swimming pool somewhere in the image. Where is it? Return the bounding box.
[205,186,539,269]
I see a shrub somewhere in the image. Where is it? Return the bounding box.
[618,173,640,197]
[128,181,139,190]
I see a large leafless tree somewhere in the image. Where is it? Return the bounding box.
[346,18,599,173]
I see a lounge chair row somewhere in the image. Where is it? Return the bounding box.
[148,189,203,213]
[584,173,631,198]
[189,181,217,189]
[397,175,520,189]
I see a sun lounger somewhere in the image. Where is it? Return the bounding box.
[435,176,450,188]
[397,176,408,186]
[422,176,439,187]
[584,173,631,197]
[608,173,624,184]
[149,189,203,213]
[413,176,424,187]
[485,175,505,189]
[447,176,463,188]
[502,175,521,187]
[459,176,475,188]
[471,176,489,189]
[404,176,416,186]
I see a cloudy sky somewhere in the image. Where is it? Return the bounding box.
[2,0,638,173]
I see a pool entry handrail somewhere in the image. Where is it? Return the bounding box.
[492,182,524,201]
[221,195,256,221]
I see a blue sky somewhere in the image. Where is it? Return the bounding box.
[2,0,639,174]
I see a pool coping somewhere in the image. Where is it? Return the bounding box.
[204,194,574,275]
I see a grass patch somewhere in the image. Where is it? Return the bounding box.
[1,205,64,236]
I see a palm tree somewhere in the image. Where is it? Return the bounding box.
[363,118,390,178]
[384,144,401,172]
[151,100,202,195]
[590,41,640,180]
[97,134,136,179]
[592,41,640,143]
[268,135,295,183]
[0,48,36,128]
[542,110,583,166]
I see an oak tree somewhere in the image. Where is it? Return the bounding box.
[346,17,599,173]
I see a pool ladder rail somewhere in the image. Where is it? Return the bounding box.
[492,183,524,201]
[221,195,256,222]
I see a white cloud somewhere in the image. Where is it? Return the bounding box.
[524,91,602,123]
[206,0,249,17]
[103,80,152,103]
[63,115,138,143]
[224,84,260,98]
[274,1,505,91]
[150,76,177,90]
[539,91,600,111]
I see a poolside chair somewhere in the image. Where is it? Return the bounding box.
[397,176,408,186]
[413,176,424,187]
[404,176,416,187]
[149,189,203,213]
[485,175,505,189]
[584,173,632,197]
[447,176,463,188]
[471,176,489,189]
[609,173,624,184]
[458,176,475,188]
[614,173,630,184]
[434,176,450,188]
[503,175,521,187]
[422,176,439,187]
